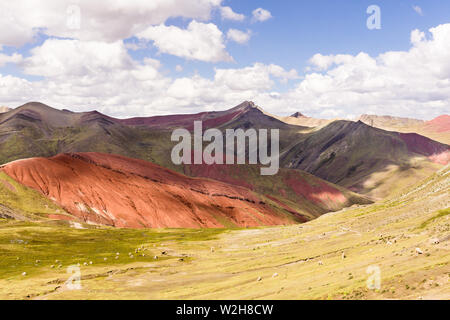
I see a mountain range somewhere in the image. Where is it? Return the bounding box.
[0,101,448,227]
[358,114,450,145]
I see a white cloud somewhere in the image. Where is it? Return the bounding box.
[137,20,232,63]
[220,6,245,21]
[1,36,295,116]
[0,74,34,102]
[252,8,272,22]
[22,39,133,77]
[267,64,299,83]
[274,24,450,119]
[0,52,22,67]
[2,37,298,117]
[125,39,147,51]
[5,38,171,116]
[308,53,354,71]
[163,63,298,110]
[227,29,252,44]
[0,0,224,46]
[269,92,281,99]
[214,63,298,91]
[2,22,450,121]
[413,5,423,16]
[175,65,183,72]
[214,64,272,91]
[410,29,425,45]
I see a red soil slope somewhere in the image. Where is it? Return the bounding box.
[116,104,251,131]
[425,115,450,133]
[184,163,371,215]
[398,133,450,165]
[118,110,242,131]
[1,153,301,229]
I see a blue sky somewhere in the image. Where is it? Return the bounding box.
[0,0,449,119]
[120,0,450,81]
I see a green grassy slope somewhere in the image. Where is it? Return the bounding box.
[0,171,68,221]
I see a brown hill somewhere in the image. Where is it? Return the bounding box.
[359,114,424,129]
[281,120,449,198]
[359,114,450,145]
[116,101,261,131]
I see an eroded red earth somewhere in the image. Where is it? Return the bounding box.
[425,115,450,133]
[1,153,300,228]
[398,132,450,165]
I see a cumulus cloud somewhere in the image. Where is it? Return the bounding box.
[276,24,450,119]
[0,52,22,67]
[269,92,281,99]
[137,21,232,63]
[227,29,252,44]
[6,39,170,116]
[220,6,245,21]
[215,63,298,91]
[308,53,354,71]
[0,0,224,46]
[3,36,297,117]
[0,74,34,103]
[410,29,426,45]
[22,39,134,77]
[267,64,299,83]
[252,8,272,22]
[2,20,450,121]
[163,63,298,110]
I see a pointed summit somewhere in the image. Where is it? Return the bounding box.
[231,101,262,112]
[290,112,307,118]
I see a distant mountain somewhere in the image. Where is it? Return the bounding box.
[359,114,424,128]
[359,114,450,145]
[0,101,304,169]
[290,112,305,118]
[0,152,369,227]
[115,101,265,131]
[274,112,450,145]
[275,111,333,128]
[0,102,116,127]
[281,120,449,198]
[425,115,450,133]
